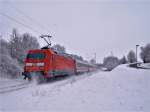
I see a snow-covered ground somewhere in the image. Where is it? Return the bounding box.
[0,65,150,112]
[138,63,150,69]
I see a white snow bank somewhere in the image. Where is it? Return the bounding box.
[0,65,150,112]
[138,63,150,69]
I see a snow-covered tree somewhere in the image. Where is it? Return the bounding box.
[9,28,40,64]
[9,29,22,59]
[21,33,40,62]
[0,29,40,78]
[0,38,9,55]
[0,54,21,78]
[103,56,119,71]
[70,54,83,61]
[127,50,136,63]
[0,38,21,78]
[22,33,39,50]
[52,44,66,54]
[140,43,150,63]
[90,59,96,64]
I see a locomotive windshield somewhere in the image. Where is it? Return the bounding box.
[27,53,45,59]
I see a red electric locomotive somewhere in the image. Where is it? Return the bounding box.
[22,47,76,82]
[22,35,97,83]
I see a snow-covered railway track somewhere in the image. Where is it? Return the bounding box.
[0,71,97,94]
[0,81,30,94]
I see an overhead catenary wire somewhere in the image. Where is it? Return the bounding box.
[6,0,52,35]
[0,12,42,35]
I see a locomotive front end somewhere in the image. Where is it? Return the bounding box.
[22,49,50,82]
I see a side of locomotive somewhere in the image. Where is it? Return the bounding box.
[50,52,76,77]
[22,48,76,82]
[22,48,97,82]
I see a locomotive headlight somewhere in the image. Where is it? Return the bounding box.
[36,62,45,66]
[26,63,33,66]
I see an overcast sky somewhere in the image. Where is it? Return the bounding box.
[0,0,150,62]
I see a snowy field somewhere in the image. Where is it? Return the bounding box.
[0,65,150,112]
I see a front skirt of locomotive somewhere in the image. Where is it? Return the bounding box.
[22,71,45,82]
[22,72,31,80]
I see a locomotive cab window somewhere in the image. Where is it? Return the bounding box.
[27,53,45,59]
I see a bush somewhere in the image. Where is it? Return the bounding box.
[0,54,21,78]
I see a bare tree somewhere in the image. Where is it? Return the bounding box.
[52,44,66,54]
[0,29,40,78]
[70,54,83,61]
[9,28,40,64]
[21,33,40,61]
[9,29,22,59]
